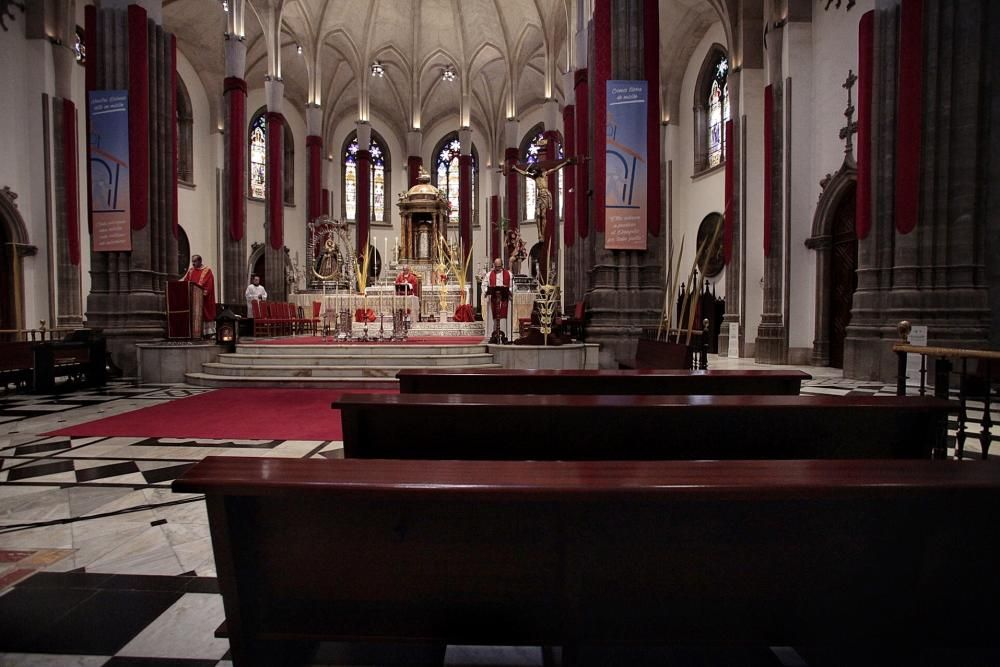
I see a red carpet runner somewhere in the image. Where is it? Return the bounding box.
[48,388,397,441]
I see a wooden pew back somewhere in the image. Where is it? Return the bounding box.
[175,456,1000,661]
[396,368,811,395]
[334,393,953,460]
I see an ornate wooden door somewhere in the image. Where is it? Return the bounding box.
[829,184,858,368]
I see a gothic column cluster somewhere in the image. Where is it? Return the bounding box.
[222,34,247,304]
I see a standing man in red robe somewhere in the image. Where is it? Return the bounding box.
[481,258,513,343]
[181,254,217,330]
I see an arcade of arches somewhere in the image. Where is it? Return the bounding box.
[1,0,997,377]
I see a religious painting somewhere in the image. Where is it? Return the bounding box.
[696,212,725,278]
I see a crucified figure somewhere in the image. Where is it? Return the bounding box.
[504,157,576,238]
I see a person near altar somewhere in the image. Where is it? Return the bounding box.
[481,257,513,343]
[181,254,217,332]
[394,264,421,297]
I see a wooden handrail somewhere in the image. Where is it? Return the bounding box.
[893,343,1000,361]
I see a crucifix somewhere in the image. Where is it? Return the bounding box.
[839,69,859,158]
[500,150,578,239]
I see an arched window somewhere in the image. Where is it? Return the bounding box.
[176,77,194,185]
[432,133,478,226]
[694,46,730,173]
[248,107,294,205]
[519,125,564,226]
[341,130,391,223]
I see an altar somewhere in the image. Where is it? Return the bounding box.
[289,293,420,320]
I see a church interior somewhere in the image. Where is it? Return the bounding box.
[1,0,999,665]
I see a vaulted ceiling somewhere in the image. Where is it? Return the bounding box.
[163,0,730,159]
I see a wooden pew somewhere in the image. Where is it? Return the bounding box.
[334,393,954,460]
[396,368,811,396]
[174,456,1000,665]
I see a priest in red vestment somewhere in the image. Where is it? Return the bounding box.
[394,264,420,296]
[482,258,513,342]
[181,254,217,324]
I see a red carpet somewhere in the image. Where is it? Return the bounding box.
[47,388,397,441]
[254,336,485,346]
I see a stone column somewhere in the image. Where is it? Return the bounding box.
[51,32,83,329]
[458,127,473,261]
[306,104,323,225]
[84,2,177,374]
[503,119,519,267]
[222,35,247,304]
[584,0,664,367]
[355,121,371,256]
[844,0,996,379]
[264,78,286,301]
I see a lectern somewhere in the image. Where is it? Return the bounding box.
[486,285,511,344]
[166,280,204,339]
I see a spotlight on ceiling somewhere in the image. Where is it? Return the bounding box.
[442,65,457,82]
[296,44,303,55]
[370,61,385,78]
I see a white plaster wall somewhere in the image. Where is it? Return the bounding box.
[672,23,727,298]
[244,88,309,288]
[0,21,56,330]
[176,50,219,281]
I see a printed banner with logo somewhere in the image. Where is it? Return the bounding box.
[605,80,648,250]
[88,90,132,252]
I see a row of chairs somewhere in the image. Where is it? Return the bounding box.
[249,300,322,337]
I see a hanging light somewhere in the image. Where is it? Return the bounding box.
[370,61,385,78]
[221,0,229,12]
[442,65,456,82]
[296,44,303,55]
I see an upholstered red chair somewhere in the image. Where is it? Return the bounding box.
[250,299,270,337]
[562,301,586,340]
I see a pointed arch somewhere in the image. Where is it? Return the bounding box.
[693,44,730,173]
[432,132,480,227]
[341,128,392,224]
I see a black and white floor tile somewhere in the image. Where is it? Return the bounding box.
[0,364,996,666]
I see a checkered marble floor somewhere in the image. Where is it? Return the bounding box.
[1,365,997,666]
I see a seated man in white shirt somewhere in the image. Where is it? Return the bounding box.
[245,275,267,312]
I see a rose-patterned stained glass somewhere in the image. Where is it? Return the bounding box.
[432,134,478,226]
[707,56,730,168]
[249,114,267,199]
[344,135,387,221]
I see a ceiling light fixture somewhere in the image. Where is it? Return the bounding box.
[221,0,229,12]
[442,65,456,82]
[296,44,303,55]
[370,61,385,78]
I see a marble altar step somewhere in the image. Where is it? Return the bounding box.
[186,342,499,388]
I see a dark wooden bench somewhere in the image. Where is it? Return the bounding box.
[396,368,811,395]
[0,341,35,389]
[174,456,1000,665]
[334,393,954,460]
[0,335,106,392]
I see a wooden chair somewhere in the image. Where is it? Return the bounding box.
[250,300,270,337]
[561,301,585,339]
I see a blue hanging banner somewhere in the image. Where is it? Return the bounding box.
[88,90,132,252]
[605,80,648,250]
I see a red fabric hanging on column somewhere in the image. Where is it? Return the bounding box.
[643,0,661,238]
[407,156,422,188]
[856,11,874,240]
[574,69,589,239]
[459,153,473,254]
[895,0,922,235]
[489,195,500,261]
[723,119,734,265]
[62,99,81,266]
[306,135,323,223]
[224,77,247,241]
[356,149,371,255]
[84,5,96,234]
[562,104,576,247]
[593,0,611,234]
[763,85,774,257]
[266,112,284,250]
[127,5,149,232]
[505,146,518,233]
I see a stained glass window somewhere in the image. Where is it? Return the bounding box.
[249,113,266,199]
[432,134,478,226]
[343,133,388,222]
[707,55,729,168]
